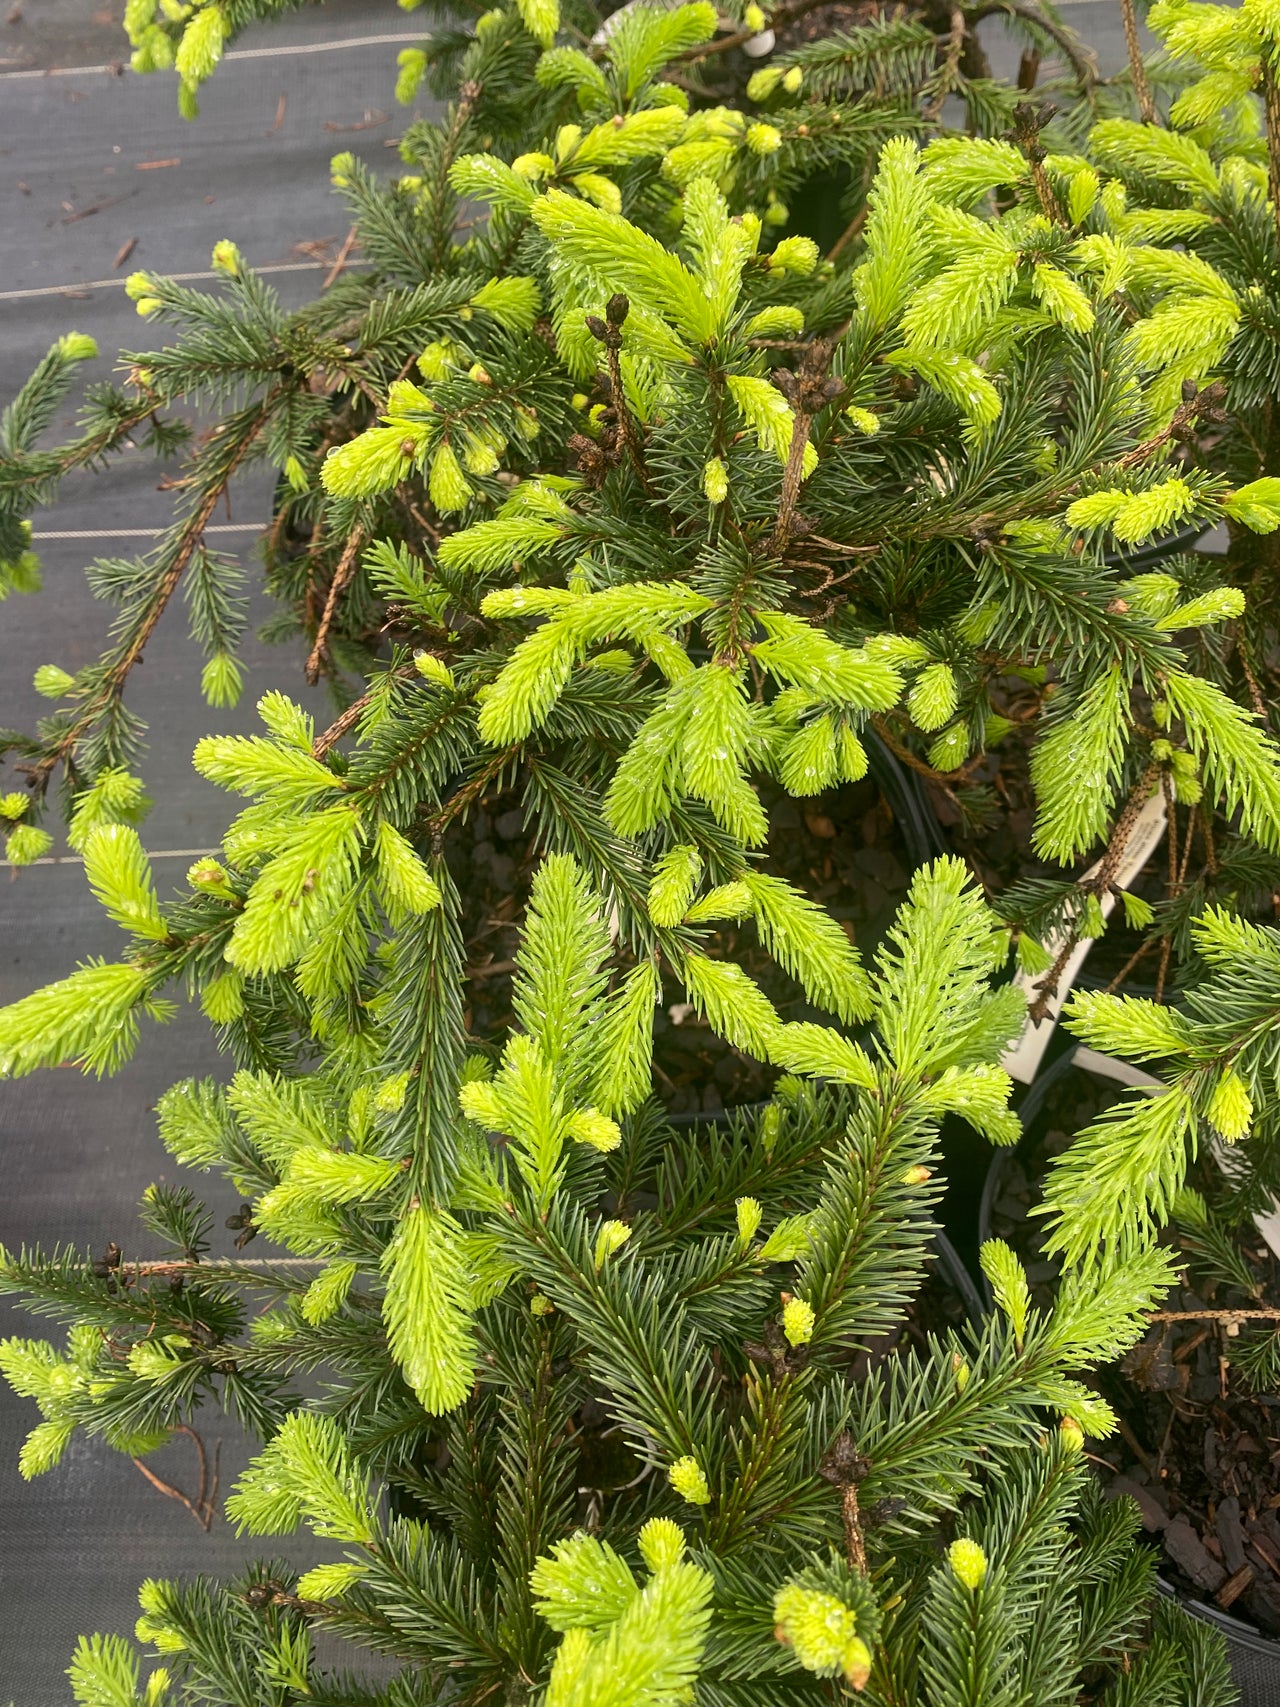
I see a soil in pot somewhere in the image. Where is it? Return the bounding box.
[1102,1220,1280,1636]
[978,1051,1280,1640]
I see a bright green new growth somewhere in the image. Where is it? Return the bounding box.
[226,1412,376,1543]
[1044,904,1280,1264]
[0,961,165,1078]
[1030,665,1130,862]
[381,1204,477,1415]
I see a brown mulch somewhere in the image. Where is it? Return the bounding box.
[1099,1286,1280,1634]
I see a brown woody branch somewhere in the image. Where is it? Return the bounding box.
[1119,0,1157,123]
[23,405,273,796]
[1147,1308,1280,1323]
[132,1424,220,1530]
[922,8,967,122]
[305,524,368,684]
[312,663,417,759]
[1117,381,1226,470]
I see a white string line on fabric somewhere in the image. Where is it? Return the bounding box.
[0,31,428,80]
[2,848,216,869]
[0,257,373,306]
[32,524,268,540]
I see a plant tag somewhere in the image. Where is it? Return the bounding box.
[1001,789,1168,1083]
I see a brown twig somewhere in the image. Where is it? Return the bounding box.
[1263,59,1280,249]
[58,193,132,225]
[429,745,521,839]
[1094,762,1160,897]
[1028,763,1160,1021]
[1155,772,1177,1003]
[312,663,417,759]
[1239,638,1269,722]
[773,405,816,555]
[922,7,967,123]
[305,525,368,684]
[124,1257,325,1276]
[588,295,657,498]
[465,958,518,982]
[131,1424,219,1530]
[323,225,359,290]
[769,346,846,552]
[1117,381,1226,469]
[1176,798,1196,889]
[1105,937,1154,994]
[1119,0,1157,122]
[826,204,868,263]
[870,714,974,790]
[1010,100,1066,224]
[1147,1308,1280,1323]
[1114,1411,1159,1479]
[805,535,877,556]
[842,1483,868,1576]
[1199,804,1218,878]
[23,409,272,797]
[323,109,390,136]
[1028,936,1080,1026]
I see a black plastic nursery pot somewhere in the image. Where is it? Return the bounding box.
[1161,1582,1280,1707]
[977,1044,1280,1707]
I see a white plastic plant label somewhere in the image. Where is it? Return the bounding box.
[1001,788,1169,1084]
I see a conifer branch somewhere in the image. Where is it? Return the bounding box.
[587,294,657,499]
[311,665,417,759]
[770,356,844,553]
[1,16,1272,1701]
[1010,100,1066,224]
[1116,381,1226,469]
[0,396,159,506]
[131,1423,219,1530]
[21,396,275,799]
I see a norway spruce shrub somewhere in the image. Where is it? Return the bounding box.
[0,857,1237,1705]
[0,0,1276,1699]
